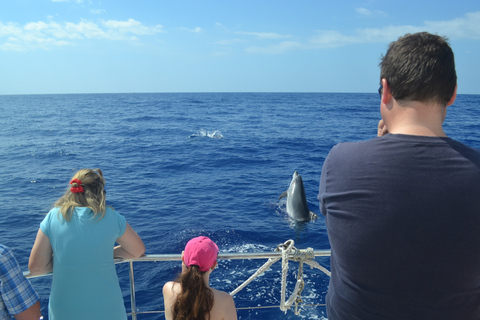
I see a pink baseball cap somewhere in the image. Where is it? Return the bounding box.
[183,236,219,272]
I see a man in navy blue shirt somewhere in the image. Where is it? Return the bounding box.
[318,32,480,320]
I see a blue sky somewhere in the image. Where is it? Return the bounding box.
[1,0,479,94]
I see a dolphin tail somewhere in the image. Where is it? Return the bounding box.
[279,191,288,200]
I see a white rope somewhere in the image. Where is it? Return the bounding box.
[279,240,306,314]
[279,240,294,311]
[229,255,282,296]
[229,239,330,315]
[305,259,331,277]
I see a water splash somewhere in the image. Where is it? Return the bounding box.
[189,129,224,139]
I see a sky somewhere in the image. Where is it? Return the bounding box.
[1,0,479,95]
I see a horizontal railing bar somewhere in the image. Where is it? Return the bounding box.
[24,250,331,278]
[116,250,331,263]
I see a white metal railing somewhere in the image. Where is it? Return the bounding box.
[26,249,332,319]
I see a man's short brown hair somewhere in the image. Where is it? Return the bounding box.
[380,32,457,106]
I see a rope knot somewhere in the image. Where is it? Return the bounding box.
[292,247,315,262]
[275,239,294,253]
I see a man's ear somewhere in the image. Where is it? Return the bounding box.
[381,78,393,105]
[446,85,457,106]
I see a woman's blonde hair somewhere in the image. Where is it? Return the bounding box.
[54,168,108,221]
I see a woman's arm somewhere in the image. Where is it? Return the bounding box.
[28,229,53,275]
[114,223,145,259]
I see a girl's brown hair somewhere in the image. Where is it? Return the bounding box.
[172,265,214,320]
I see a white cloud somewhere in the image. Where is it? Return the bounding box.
[0,18,164,51]
[307,12,480,49]
[424,11,480,40]
[102,18,164,39]
[356,8,372,15]
[0,23,21,38]
[65,21,105,39]
[238,11,480,54]
[90,9,106,15]
[308,25,423,49]
[0,22,72,51]
[24,21,50,32]
[356,7,387,17]
[180,27,203,33]
[0,32,72,51]
[309,30,361,48]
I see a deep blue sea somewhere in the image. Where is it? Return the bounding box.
[1,93,479,319]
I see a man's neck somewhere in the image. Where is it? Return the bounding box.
[385,100,448,137]
[388,123,447,137]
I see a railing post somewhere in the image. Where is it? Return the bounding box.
[129,261,137,320]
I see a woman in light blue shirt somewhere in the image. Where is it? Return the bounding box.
[29,168,145,320]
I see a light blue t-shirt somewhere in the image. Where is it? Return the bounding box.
[40,206,127,320]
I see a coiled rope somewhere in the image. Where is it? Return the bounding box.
[229,239,330,315]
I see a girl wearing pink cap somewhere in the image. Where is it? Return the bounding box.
[163,236,237,320]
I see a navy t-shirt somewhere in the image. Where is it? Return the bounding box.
[318,134,480,320]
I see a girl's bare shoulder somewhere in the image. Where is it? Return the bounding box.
[163,281,182,296]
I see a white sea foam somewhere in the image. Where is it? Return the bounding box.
[189,128,224,139]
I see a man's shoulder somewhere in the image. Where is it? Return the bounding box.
[446,138,480,157]
[327,137,380,157]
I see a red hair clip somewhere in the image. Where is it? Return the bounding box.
[69,178,84,193]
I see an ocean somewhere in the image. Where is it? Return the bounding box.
[1,92,479,319]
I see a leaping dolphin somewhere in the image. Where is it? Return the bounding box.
[279,171,318,222]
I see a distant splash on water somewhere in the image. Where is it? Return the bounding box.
[189,129,224,139]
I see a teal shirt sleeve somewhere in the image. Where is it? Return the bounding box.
[40,208,57,237]
[110,207,127,238]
